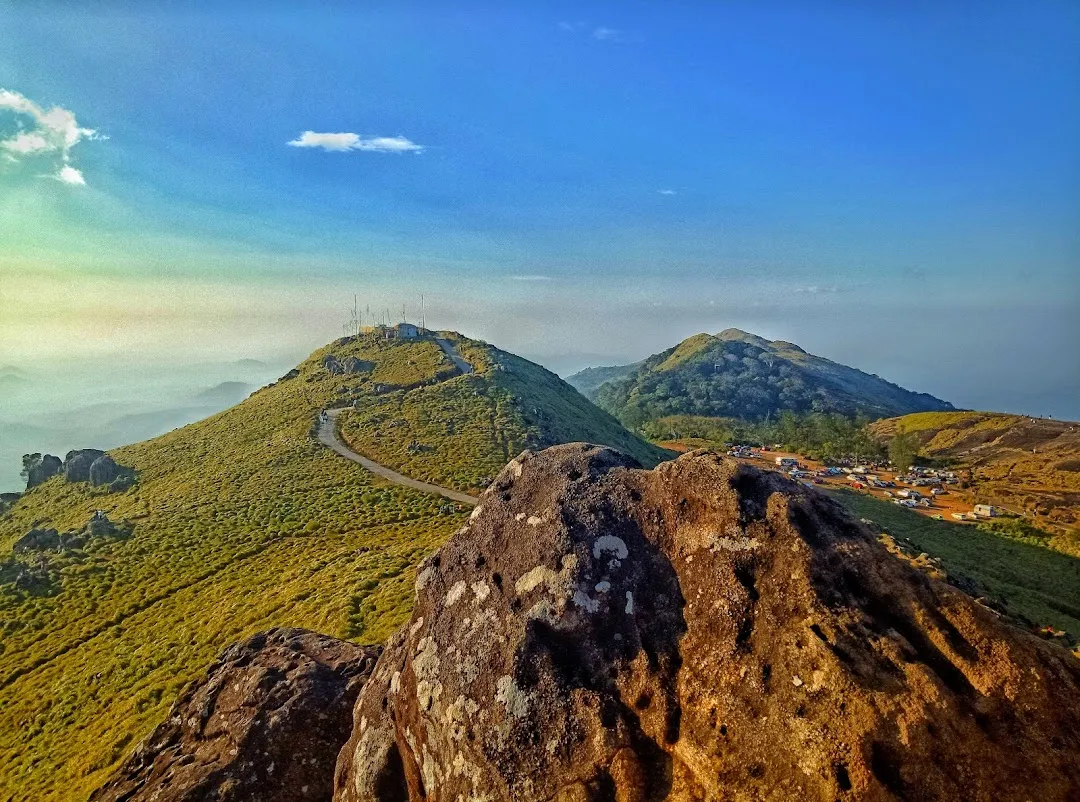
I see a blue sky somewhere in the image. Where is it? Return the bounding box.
[1,2,1078,417]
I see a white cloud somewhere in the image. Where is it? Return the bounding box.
[510,275,554,282]
[658,189,677,196]
[0,88,98,185]
[287,131,424,153]
[55,165,86,185]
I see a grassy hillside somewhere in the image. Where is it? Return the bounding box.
[0,332,665,800]
[871,410,1080,539]
[576,328,953,427]
[338,333,670,492]
[0,337,474,801]
[830,488,1080,639]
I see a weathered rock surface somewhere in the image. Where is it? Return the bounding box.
[92,628,381,802]
[336,445,1080,801]
[88,454,122,486]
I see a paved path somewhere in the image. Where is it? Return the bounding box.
[435,337,474,375]
[317,410,479,507]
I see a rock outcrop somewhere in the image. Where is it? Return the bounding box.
[12,527,63,553]
[336,445,1080,801]
[88,454,122,486]
[92,628,381,802]
[24,453,62,488]
[64,448,107,482]
[11,511,131,555]
[23,449,135,491]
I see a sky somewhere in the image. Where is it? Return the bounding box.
[1,1,1079,429]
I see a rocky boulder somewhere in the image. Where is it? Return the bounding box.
[336,445,1080,801]
[24,453,62,488]
[92,628,381,802]
[88,454,122,486]
[64,448,106,482]
[12,527,62,553]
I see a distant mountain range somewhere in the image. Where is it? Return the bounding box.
[568,328,955,426]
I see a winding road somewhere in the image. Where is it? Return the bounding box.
[316,338,480,506]
[435,337,474,375]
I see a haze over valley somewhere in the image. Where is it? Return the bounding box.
[1,4,1078,801]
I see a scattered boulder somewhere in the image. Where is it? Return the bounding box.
[22,450,136,492]
[10,512,131,556]
[64,448,106,482]
[342,357,373,375]
[12,527,62,554]
[92,628,381,802]
[24,453,62,488]
[88,454,121,487]
[0,491,20,514]
[336,445,1080,801]
[324,355,372,377]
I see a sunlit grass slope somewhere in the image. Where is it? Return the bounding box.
[338,332,671,492]
[0,336,467,802]
[830,488,1080,636]
[872,411,1080,540]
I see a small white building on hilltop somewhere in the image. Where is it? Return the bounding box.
[360,322,425,340]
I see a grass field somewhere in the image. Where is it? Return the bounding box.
[830,488,1080,637]
[0,336,466,801]
[0,331,666,800]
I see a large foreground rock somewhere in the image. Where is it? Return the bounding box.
[92,628,380,802]
[336,445,1080,801]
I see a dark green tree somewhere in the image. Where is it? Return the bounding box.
[888,431,919,474]
[20,453,41,483]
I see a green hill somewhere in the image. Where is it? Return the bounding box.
[0,332,661,801]
[561,362,638,398]
[571,328,954,427]
[337,333,668,492]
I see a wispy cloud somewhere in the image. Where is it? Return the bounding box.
[658,189,677,196]
[287,131,424,153]
[0,88,100,185]
[510,275,554,282]
[559,21,638,43]
[793,285,841,295]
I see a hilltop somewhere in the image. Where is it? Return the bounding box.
[871,411,1080,538]
[0,331,660,801]
[336,332,668,493]
[569,328,954,427]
